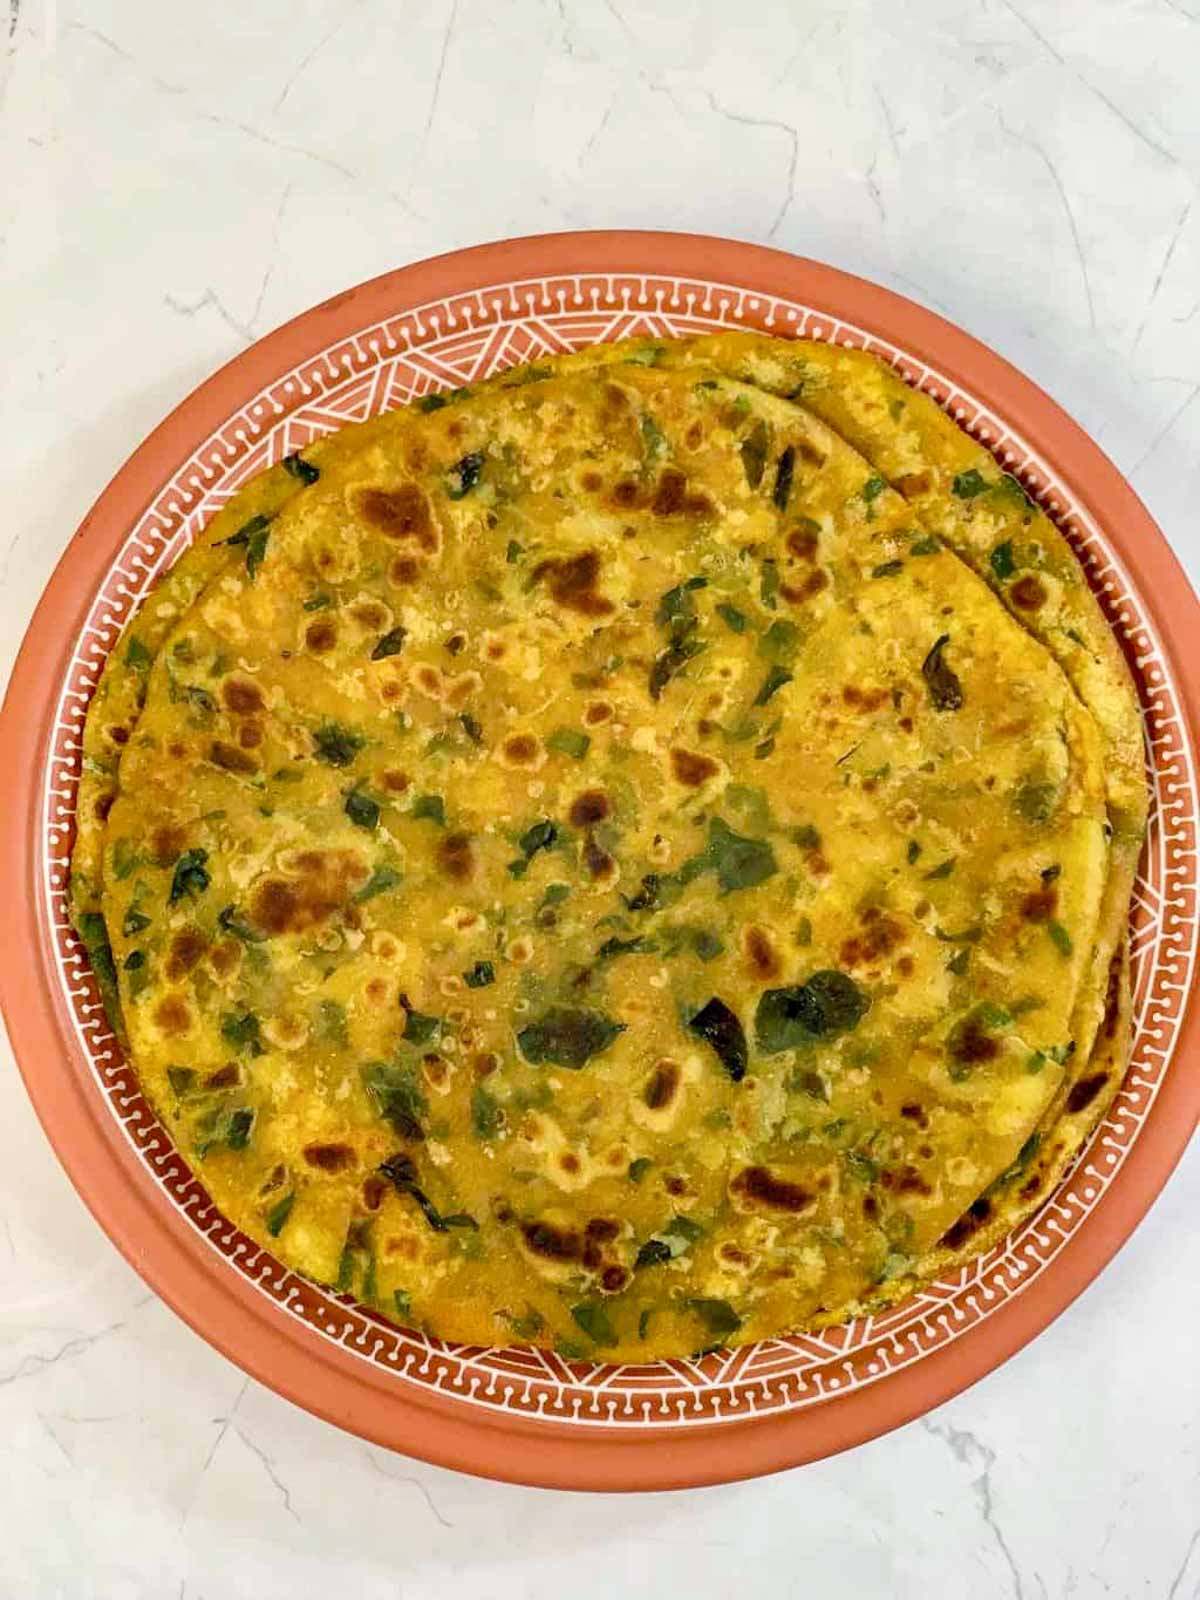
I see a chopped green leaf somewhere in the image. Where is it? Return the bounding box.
[416,393,448,413]
[921,634,964,712]
[370,626,408,660]
[411,793,446,825]
[924,857,957,880]
[221,1010,263,1055]
[217,512,270,551]
[400,997,441,1045]
[313,721,365,768]
[344,787,380,830]
[471,1084,503,1139]
[517,1007,626,1068]
[910,536,940,556]
[990,540,1016,580]
[635,1238,673,1268]
[687,997,748,1082]
[125,637,152,671]
[740,419,769,488]
[282,451,320,485]
[266,1192,295,1236]
[317,999,348,1047]
[689,1298,742,1338]
[547,727,590,760]
[354,864,402,904]
[446,451,485,499]
[217,904,265,943]
[225,1108,255,1151]
[76,912,124,1043]
[862,474,887,502]
[464,959,495,988]
[753,664,793,706]
[1048,920,1074,957]
[570,1301,617,1348]
[377,1152,475,1233]
[952,468,988,499]
[167,1066,195,1098]
[716,602,748,634]
[628,1156,653,1183]
[701,816,778,894]
[111,838,141,880]
[756,971,870,1052]
[363,1060,427,1140]
[871,559,904,579]
[772,446,795,511]
[169,848,210,903]
[245,520,270,581]
[758,618,801,660]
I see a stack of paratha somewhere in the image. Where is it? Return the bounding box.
[71,333,1144,1361]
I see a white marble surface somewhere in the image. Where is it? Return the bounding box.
[3,0,1200,1594]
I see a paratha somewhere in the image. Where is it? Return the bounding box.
[75,337,1141,1360]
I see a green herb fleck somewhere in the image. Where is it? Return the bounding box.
[753,664,793,706]
[282,452,320,485]
[354,864,402,904]
[923,857,957,880]
[1048,920,1074,957]
[547,727,590,760]
[570,1302,617,1348]
[921,634,964,711]
[952,468,988,499]
[217,904,265,943]
[370,626,408,661]
[740,419,769,488]
[464,960,495,988]
[169,848,210,903]
[318,1000,348,1047]
[756,971,870,1052]
[221,1010,263,1055]
[471,1084,503,1139]
[990,540,1016,580]
[344,787,380,831]
[689,1298,741,1339]
[446,451,485,499]
[397,999,440,1048]
[313,721,365,768]
[772,446,796,511]
[412,794,446,826]
[517,1007,626,1069]
[363,1060,427,1140]
[687,997,748,1082]
[266,1193,295,1236]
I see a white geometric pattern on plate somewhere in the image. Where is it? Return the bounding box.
[41,273,1198,1428]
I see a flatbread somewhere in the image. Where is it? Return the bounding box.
[90,360,1117,1359]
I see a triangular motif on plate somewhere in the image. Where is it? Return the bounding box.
[408,334,492,386]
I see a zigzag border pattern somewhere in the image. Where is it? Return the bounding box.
[40,273,1198,1429]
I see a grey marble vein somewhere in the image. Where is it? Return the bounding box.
[701,90,798,238]
[922,1416,1034,1600]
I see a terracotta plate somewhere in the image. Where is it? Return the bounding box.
[3,232,1198,1491]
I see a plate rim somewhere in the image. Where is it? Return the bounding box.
[3,229,1199,1491]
